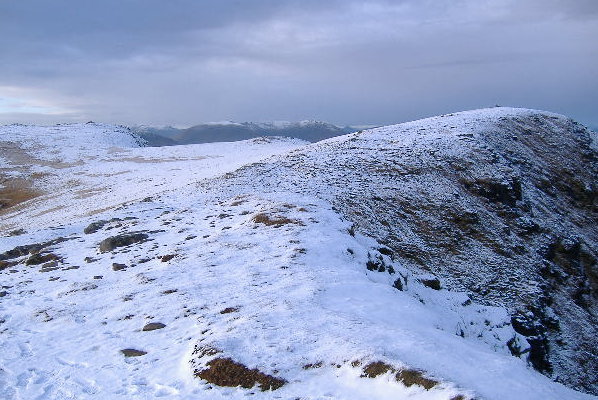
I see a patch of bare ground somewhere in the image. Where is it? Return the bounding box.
[195,357,286,391]
[360,361,440,391]
[252,213,302,227]
[0,179,39,213]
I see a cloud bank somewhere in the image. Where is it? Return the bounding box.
[1,0,596,126]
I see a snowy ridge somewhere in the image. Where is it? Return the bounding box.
[1,108,596,399]
[211,107,598,395]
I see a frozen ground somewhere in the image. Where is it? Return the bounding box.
[0,112,596,399]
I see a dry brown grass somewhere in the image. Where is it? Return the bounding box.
[0,183,39,212]
[396,368,438,390]
[195,357,286,391]
[252,213,301,227]
[360,361,439,391]
[361,361,394,378]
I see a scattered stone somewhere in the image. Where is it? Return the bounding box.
[393,278,404,291]
[0,260,16,271]
[26,253,59,266]
[93,275,103,280]
[462,176,522,207]
[99,232,149,253]
[84,257,97,263]
[220,307,239,314]
[0,291,7,297]
[84,220,114,234]
[112,263,127,271]
[419,277,441,290]
[142,322,166,331]
[160,254,176,262]
[378,247,393,256]
[162,289,178,295]
[121,349,147,357]
[302,362,323,370]
[0,237,73,261]
[7,229,26,236]
[39,262,60,273]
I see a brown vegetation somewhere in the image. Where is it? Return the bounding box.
[252,213,301,227]
[361,361,439,390]
[195,357,286,391]
[0,180,39,213]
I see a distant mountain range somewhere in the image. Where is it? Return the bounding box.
[131,121,365,146]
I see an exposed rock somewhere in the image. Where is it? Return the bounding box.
[112,263,127,271]
[26,253,59,266]
[0,237,72,261]
[462,176,522,207]
[419,277,442,291]
[99,232,148,253]
[39,261,60,273]
[142,322,166,331]
[84,219,119,234]
[120,349,147,357]
[159,254,176,262]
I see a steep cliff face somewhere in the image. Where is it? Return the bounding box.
[219,108,598,394]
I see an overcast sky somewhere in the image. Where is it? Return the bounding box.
[0,0,596,127]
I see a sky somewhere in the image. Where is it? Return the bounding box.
[0,0,597,127]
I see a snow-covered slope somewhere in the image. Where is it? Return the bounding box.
[213,107,598,394]
[1,109,596,400]
[0,123,306,231]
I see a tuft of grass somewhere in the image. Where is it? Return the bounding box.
[395,368,439,390]
[252,213,301,227]
[360,361,440,391]
[361,361,395,378]
[195,357,286,391]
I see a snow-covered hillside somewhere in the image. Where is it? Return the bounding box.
[0,123,306,231]
[1,110,596,400]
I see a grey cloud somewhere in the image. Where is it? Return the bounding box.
[0,0,596,127]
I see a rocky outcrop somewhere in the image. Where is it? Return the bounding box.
[99,232,149,253]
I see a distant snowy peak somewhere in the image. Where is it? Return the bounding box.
[156,120,357,145]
